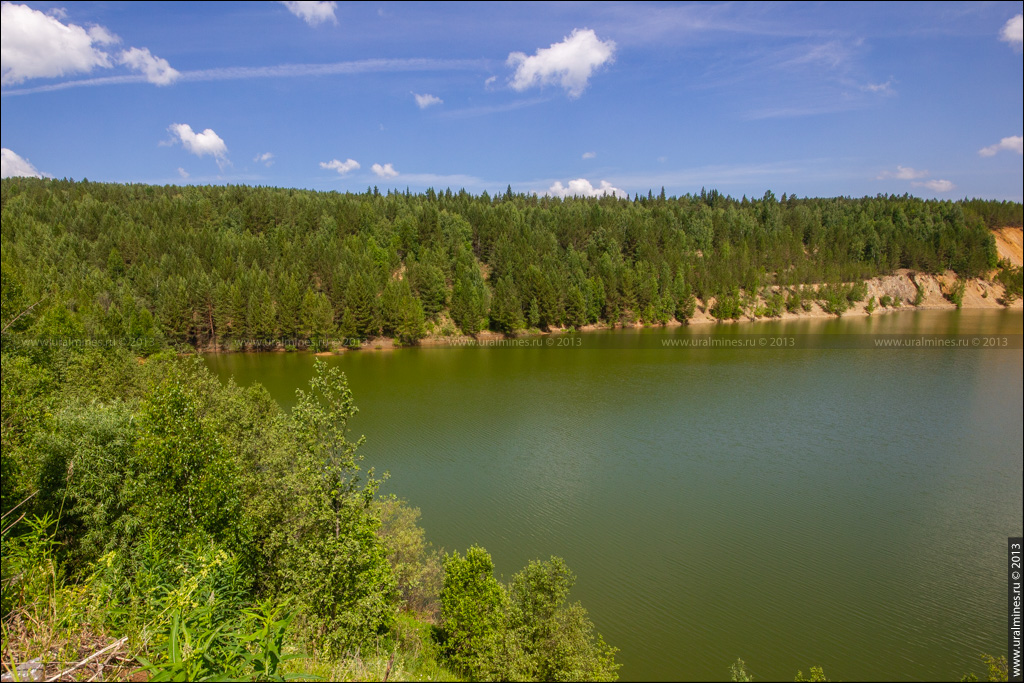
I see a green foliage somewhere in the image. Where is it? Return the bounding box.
[947,278,967,309]
[451,272,490,335]
[996,261,1022,305]
[506,558,619,682]
[960,654,1009,682]
[1,514,62,621]
[0,347,411,677]
[816,282,866,316]
[2,178,1012,349]
[374,497,442,618]
[261,361,396,655]
[730,658,754,682]
[439,547,619,682]
[785,288,805,313]
[439,545,509,679]
[794,665,830,682]
[130,382,244,554]
[491,276,524,335]
[564,286,588,329]
[302,289,335,350]
[763,289,785,318]
[673,276,697,322]
[711,290,743,321]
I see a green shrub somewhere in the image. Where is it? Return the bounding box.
[439,545,511,679]
[947,279,966,309]
[439,548,619,682]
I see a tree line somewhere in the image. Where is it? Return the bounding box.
[2,178,1018,349]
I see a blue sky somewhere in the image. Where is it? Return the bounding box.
[2,1,1022,200]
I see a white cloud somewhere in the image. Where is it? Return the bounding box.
[861,78,894,94]
[320,158,360,175]
[484,75,497,88]
[978,135,1023,157]
[177,167,190,179]
[254,152,275,167]
[877,165,928,180]
[119,47,178,85]
[372,163,398,179]
[1,3,178,88]
[1000,14,1023,49]
[1,148,47,178]
[413,92,442,109]
[582,151,597,159]
[1,2,116,85]
[546,178,627,198]
[167,123,228,168]
[507,28,616,98]
[280,1,337,26]
[912,179,955,193]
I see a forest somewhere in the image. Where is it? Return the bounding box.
[1,178,1020,680]
[1,178,1020,351]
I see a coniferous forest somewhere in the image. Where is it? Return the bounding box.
[2,178,1020,351]
[1,177,1021,681]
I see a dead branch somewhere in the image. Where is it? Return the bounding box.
[44,637,127,682]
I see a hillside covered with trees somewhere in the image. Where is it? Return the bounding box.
[2,178,1020,351]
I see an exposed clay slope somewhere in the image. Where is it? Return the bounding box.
[993,227,1023,267]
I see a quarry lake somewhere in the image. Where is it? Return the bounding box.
[206,309,1023,681]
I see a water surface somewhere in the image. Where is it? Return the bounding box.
[206,310,1023,681]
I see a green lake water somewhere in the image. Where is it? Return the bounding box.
[205,309,1023,682]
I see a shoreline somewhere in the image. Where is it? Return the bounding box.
[197,269,1022,355]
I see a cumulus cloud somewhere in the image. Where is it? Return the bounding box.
[877,165,929,180]
[1,148,47,178]
[177,167,190,179]
[413,92,443,109]
[582,151,597,159]
[912,179,955,193]
[1,2,116,85]
[978,135,1023,157]
[320,158,360,175]
[280,1,337,26]
[254,152,275,167]
[372,163,398,179]
[1000,14,1023,48]
[546,178,627,198]
[1,3,177,88]
[167,123,228,168]
[119,47,179,85]
[507,28,616,98]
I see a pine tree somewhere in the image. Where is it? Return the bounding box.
[564,286,587,329]
[250,281,277,344]
[302,288,335,351]
[346,272,379,339]
[157,276,190,342]
[490,276,523,334]
[277,274,303,341]
[527,298,540,329]
[380,278,410,337]
[395,296,426,345]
